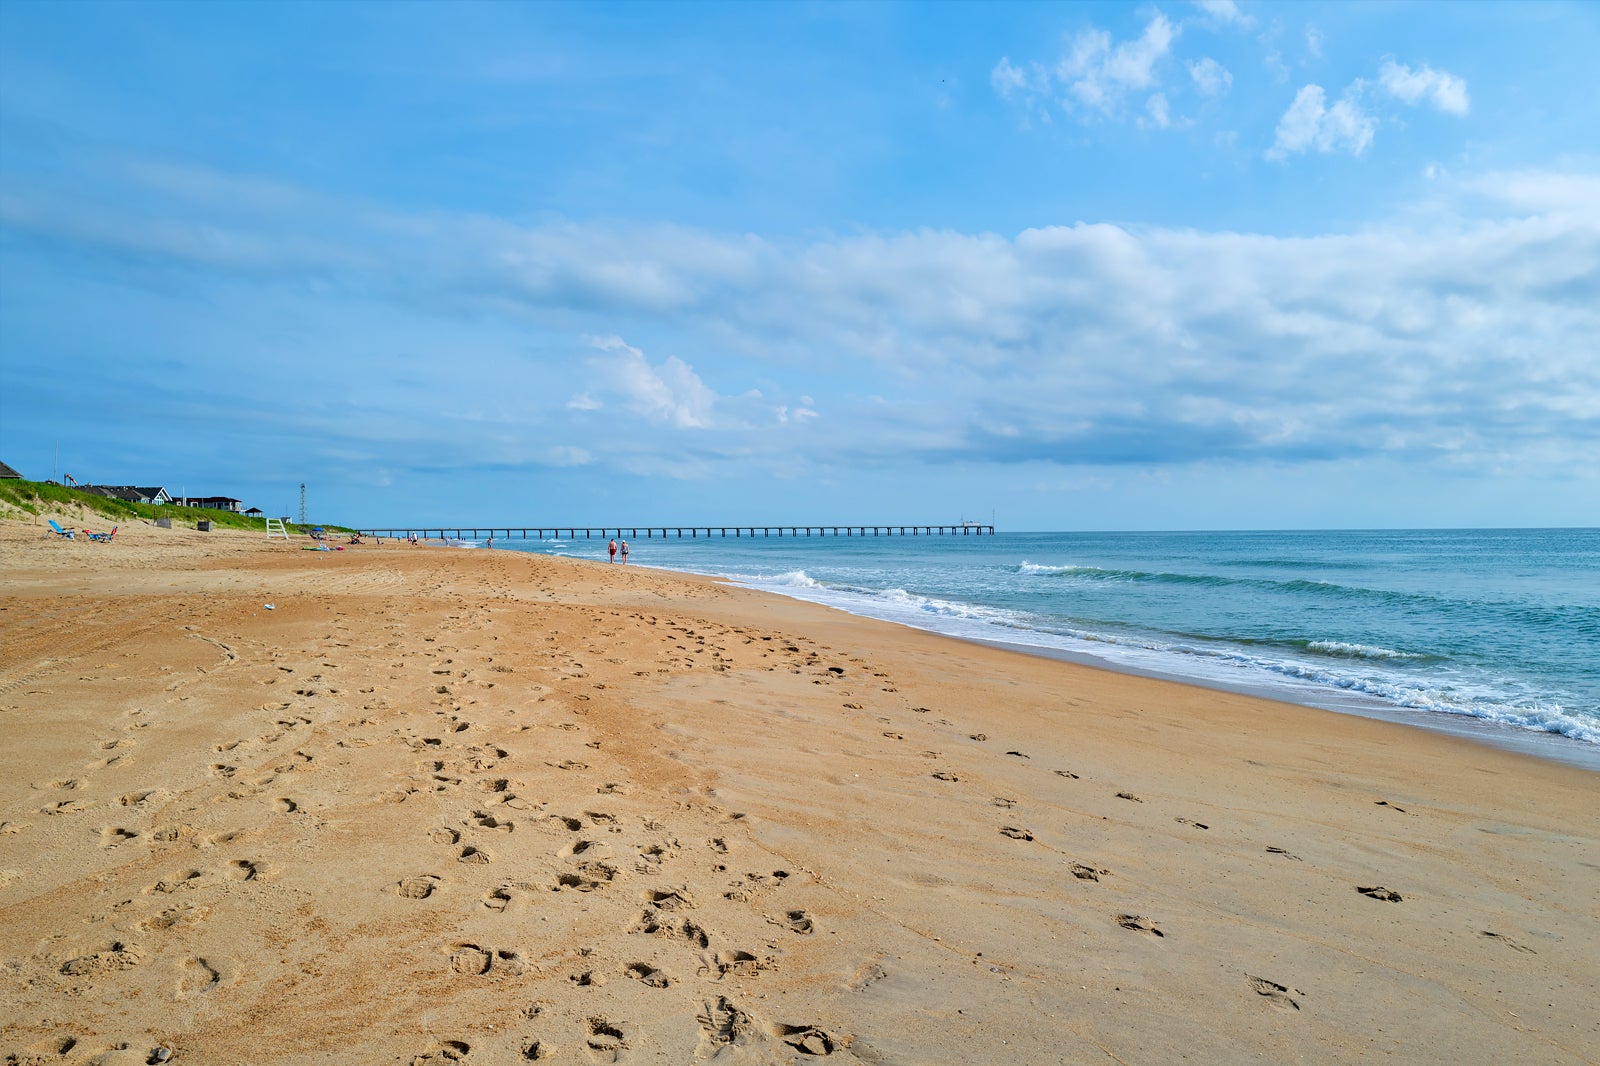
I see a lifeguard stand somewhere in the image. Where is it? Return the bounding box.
[266,517,290,539]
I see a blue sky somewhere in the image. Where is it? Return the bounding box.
[1,1,1596,530]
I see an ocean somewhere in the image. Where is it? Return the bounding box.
[484,528,1600,769]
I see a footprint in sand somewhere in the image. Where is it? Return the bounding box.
[784,909,815,934]
[449,944,494,975]
[1053,769,1080,779]
[585,1017,629,1062]
[1116,792,1143,802]
[1479,930,1536,953]
[60,940,144,978]
[99,826,139,847]
[1175,817,1209,830]
[1247,974,1301,1010]
[932,771,960,782]
[470,810,514,832]
[1115,913,1164,937]
[635,842,673,870]
[227,859,272,881]
[713,949,765,979]
[1265,846,1302,860]
[697,996,756,1055]
[176,956,221,997]
[410,1039,472,1063]
[397,875,442,899]
[1356,885,1403,902]
[780,1025,841,1056]
[140,902,210,933]
[999,826,1034,841]
[1069,863,1107,882]
[625,962,672,988]
[555,869,609,892]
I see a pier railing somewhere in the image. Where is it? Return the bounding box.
[357,524,996,540]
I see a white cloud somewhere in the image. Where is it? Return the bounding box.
[1469,171,1600,220]
[1193,0,1251,27]
[11,151,1596,480]
[1267,84,1375,159]
[589,336,719,429]
[545,445,593,466]
[1378,60,1470,115]
[991,56,1046,102]
[1305,26,1325,59]
[1143,93,1172,129]
[1188,56,1231,96]
[1059,14,1179,115]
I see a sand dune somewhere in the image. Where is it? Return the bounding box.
[2,518,1596,1064]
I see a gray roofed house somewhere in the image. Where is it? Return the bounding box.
[0,460,21,479]
[183,496,243,512]
[85,486,174,505]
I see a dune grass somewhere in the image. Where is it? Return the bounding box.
[0,479,353,533]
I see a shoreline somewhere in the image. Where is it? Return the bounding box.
[969,633,1600,772]
[549,548,1600,774]
[3,521,1597,1063]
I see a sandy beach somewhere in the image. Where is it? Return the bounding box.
[2,518,1596,1066]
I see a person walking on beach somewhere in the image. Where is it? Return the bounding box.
[620,539,629,564]
[608,538,617,562]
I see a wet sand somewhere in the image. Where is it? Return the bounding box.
[2,518,1596,1064]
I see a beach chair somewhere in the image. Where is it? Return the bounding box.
[48,519,75,539]
[86,526,118,543]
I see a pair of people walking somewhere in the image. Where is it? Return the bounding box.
[607,538,629,563]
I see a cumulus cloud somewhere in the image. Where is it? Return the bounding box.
[1378,60,1470,115]
[1142,93,1172,129]
[1267,59,1469,161]
[1059,13,1179,114]
[587,335,718,429]
[1267,84,1375,159]
[7,152,1596,480]
[1187,56,1231,96]
[991,56,1048,103]
[994,11,1237,128]
[1193,0,1251,27]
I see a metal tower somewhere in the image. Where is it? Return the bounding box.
[298,483,307,525]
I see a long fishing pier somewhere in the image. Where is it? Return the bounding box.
[359,523,996,540]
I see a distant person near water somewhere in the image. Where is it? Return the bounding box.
[620,539,629,563]
[608,538,617,562]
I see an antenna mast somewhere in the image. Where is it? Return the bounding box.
[298,483,307,525]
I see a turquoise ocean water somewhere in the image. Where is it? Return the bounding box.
[485,529,1600,768]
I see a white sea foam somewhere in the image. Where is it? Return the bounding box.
[726,570,1600,746]
[498,532,1600,754]
[1306,640,1425,661]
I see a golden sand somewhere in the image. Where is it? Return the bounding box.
[2,518,1596,1064]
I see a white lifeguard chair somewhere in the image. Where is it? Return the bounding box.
[265,517,290,539]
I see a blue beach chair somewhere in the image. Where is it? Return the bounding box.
[48,519,75,539]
